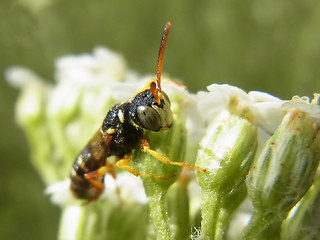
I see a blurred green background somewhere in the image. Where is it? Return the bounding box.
[1,0,320,239]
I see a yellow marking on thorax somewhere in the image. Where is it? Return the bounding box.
[106,128,116,135]
[118,109,125,123]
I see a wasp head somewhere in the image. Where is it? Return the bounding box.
[130,80,172,132]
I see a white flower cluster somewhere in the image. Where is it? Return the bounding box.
[7,46,320,240]
[7,45,320,213]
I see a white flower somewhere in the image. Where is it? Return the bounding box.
[103,172,148,204]
[196,84,285,139]
[45,179,74,206]
[248,91,284,135]
[282,94,320,124]
[5,66,46,88]
[55,47,127,85]
[197,84,252,124]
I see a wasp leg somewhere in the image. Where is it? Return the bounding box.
[82,172,107,205]
[85,157,173,182]
[141,138,206,172]
[84,164,115,189]
[86,178,105,190]
[85,164,127,204]
[85,164,114,179]
[114,158,175,180]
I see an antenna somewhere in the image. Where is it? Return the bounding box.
[156,22,171,93]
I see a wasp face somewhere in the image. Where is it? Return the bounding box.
[130,89,173,132]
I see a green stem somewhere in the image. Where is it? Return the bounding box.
[200,191,220,239]
[147,186,173,240]
[259,220,281,240]
[215,208,230,240]
[168,182,190,240]
[239,212,272,240]
[215,183,247,240]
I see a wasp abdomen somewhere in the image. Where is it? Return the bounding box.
[70,141,108,200]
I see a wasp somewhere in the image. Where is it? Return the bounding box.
[70,22,206,202]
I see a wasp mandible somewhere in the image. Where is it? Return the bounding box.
[70,22,206,202]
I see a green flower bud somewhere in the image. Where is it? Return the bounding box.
[8,68,58,184]
[197,109,257,193]
[243,108,320,239]
[196,105,258,239]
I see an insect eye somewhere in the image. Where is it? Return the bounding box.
[137,106,162,131]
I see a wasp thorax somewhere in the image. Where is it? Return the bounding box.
[131,90,172,132]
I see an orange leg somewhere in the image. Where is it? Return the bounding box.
[85,155,174,184]
[83,165,114,202]
[82,154,175,204]
[84,164,115,182]
[82,169,110,204]
[114,158,174,180]
[141,138,206,172]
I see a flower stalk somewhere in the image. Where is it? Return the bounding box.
[214,182,247,240]
[167,177,191,240]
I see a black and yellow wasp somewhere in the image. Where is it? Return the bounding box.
[70,22,205,202]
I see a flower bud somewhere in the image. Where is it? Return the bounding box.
[244,107,320,239]
[196,109,257,194]
[6,67,58,184]
[247,109,320,215]
[196,103,257,239]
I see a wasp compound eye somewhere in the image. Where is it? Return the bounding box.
[159,91,173,130]
[137,105,162,131]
